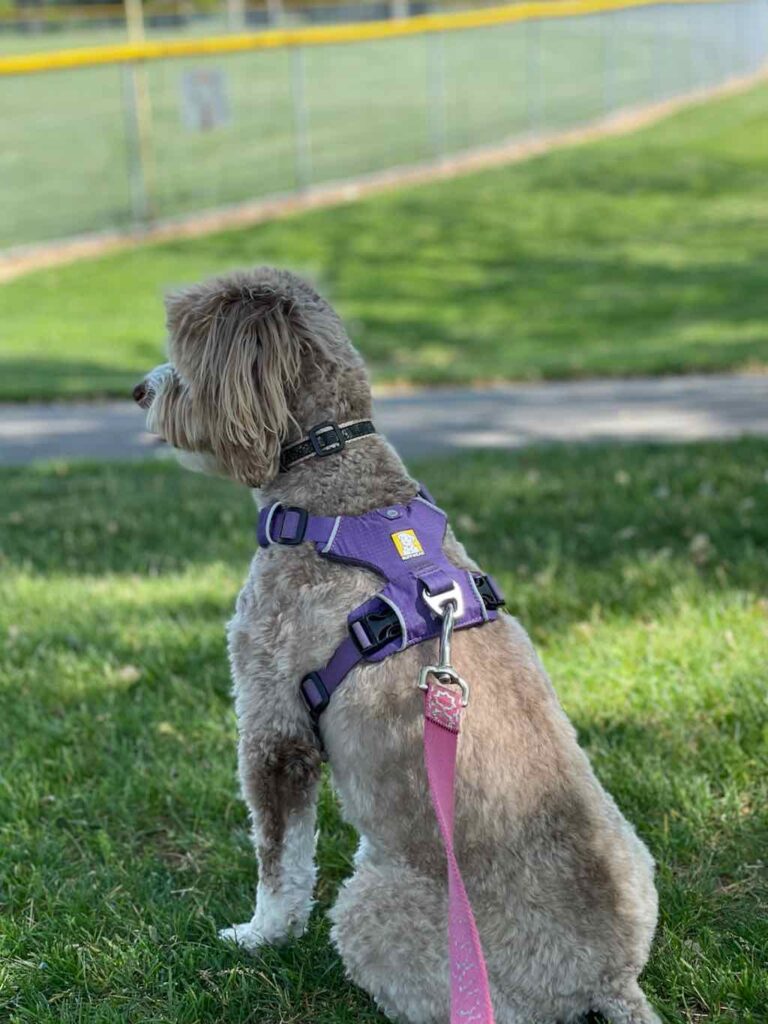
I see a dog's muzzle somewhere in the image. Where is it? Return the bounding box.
[132,380,152,409]
[132,362,174,411]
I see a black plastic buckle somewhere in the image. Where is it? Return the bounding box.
[309,422,346,458]
[349,604,402,655]
[275,505,308,545]
[299,671,330,719]
[473,573,505,610]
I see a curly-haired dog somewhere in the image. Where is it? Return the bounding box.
[134,267,660,1024]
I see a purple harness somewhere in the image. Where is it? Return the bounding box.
[256,484,504,723]
[257,479,502,1024]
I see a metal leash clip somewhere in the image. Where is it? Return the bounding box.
[418,601,470,706]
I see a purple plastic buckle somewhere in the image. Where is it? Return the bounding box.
[274,506,308,545]
[299,671,330,718]
[349,603,402,655]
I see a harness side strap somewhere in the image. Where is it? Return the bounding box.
[300,637,362,720]
[423,681,496,1024]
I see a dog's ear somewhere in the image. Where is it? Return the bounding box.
[165,277,304,484]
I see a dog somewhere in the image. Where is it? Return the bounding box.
[134,266,660,1024]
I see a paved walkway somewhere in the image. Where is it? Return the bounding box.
[1,374,766,467]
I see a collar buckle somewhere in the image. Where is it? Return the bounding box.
[280,418,375,472]
[308,421,346,457]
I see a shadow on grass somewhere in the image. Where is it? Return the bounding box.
[315,171,768,381]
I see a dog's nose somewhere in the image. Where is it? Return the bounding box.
[132,381,148,407]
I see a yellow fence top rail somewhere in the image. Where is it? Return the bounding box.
[0,0,736,76]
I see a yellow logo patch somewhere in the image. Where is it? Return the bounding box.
[391,529,424,560]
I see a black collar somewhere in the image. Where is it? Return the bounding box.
[279,419,376,472]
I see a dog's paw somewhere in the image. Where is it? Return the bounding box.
[218,921,267,952]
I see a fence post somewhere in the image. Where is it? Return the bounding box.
[526,17,544,135]
[226,0,246,31]
[427,31,447,159]
[652,7,666,101]
[267,0,285,26]
[696,2,716,89]
[688,2,702,91]
[601,11,616,117]
[717,2,729,83]
[121,0,155,222]
[739,0,749,73]
[729,1,740,79]
[123,0,145,42]
[748,0,758,70]
[747,0,759,71]
[291,47,312,191]
[121,64,151,224]
[758,0,768,69]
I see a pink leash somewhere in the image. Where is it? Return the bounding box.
[424,679,496,1024]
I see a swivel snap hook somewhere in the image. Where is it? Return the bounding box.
[418,599,470,706]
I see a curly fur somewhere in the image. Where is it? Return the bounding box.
[136,266,660,1024]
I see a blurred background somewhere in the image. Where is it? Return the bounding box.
[1,3,767,1022]
[1,0,767,251]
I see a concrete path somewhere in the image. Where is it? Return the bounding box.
[0,374,766,468]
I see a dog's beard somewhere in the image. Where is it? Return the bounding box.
[143,363,176,429]
[143,363,226,478]
[174,449,222,476]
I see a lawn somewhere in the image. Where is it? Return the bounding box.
[1,440,766,1022]
[2,75,768,401]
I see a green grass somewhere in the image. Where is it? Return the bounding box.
[2,76,768,401]
[1,440,767,1022]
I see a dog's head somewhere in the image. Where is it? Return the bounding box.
[133,267,371,486]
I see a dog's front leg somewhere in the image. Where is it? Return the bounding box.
[219,726,323,952]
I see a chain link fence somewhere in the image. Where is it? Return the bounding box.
[1,0,767,251]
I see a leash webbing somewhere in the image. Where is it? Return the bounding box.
[424,681,496,1024]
